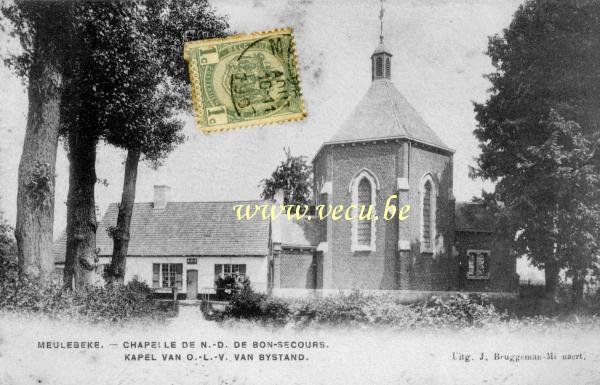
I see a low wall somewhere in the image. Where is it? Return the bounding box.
[271,288,518,304]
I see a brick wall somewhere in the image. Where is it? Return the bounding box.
[279,249,316,289]
[405,144,457,290]
[454,231,518,292]
[312,140,459,290]
[327,141,399,289]
[310,140,520,293]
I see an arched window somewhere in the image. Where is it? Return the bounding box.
[422,181,432,248]
[420,174,437,253]
[357,178,372,245]
[376,57,383,77]
[350,169,379,252]
[385,57,391,78]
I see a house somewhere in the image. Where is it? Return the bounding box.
[53,186,273,297]
[53,35,519,299]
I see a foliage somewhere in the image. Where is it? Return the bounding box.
[412,294,503,328]
[1,1,229,286]
[0,255,170,324]
[2,0,229,166]
[221,290,505,329]
[0,211,16,260]
[260,148,313,205]
[23,161,53,208]
[0,0,74,81]
[472,0,600,297]
[65,1,227,285]
[224,286,290,326]
[50,0,229,163]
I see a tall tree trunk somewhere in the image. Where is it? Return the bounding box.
[108,148,140,285]
[63,129,98,289]
[544,259,560,300]
[15,30,62,281]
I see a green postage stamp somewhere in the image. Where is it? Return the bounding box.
[183,28,306,133]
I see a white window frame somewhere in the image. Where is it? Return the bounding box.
[419,173,437,253]
[215,264,247,279]
[161,264,177,288]
[153,263,182,289]
[466,249,490,280]
[349,169,379,252]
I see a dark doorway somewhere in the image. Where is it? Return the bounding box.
[186,269,198,300]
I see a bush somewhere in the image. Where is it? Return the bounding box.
[292,291,378,326]
[224,286,290,325]
[226,289,265,318]
[0,256,170,324]
[220,289,505,329]
[259,296,290,325]
[411,294,505,327]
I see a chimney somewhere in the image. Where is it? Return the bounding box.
[153,185,171,209]
[273,188,285,206]
[271,188,285,248]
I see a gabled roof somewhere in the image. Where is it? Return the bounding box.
[53,200,271,262]
[455,202,494,233]
[324,79,452,152]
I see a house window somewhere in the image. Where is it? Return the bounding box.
[214,264,247,281]
[467,250,490,279]
[376,56,383,77]
[152,263,183,289]
[350,169,378,252]
[357,178,372,245]
[420,174,437,253]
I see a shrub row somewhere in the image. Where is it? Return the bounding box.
[222,289,506,329]
[0,256,171,324]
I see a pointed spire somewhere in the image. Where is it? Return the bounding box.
[372,0,392,81]
[379,0,385,44]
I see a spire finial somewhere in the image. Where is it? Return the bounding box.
[379,0,385,43]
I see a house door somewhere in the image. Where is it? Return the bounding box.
[186,270,198,300]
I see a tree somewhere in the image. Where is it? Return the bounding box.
[59,2,121,288]
[472,0,600,300]
[1,1,75,281]
[260,148,313,205]
[101,53,186,285]
[104,0,228,285]
[57,1,228,288]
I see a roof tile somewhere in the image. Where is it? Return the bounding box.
[53,200,271,262]
[327,79,451,151]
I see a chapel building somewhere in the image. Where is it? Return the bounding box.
[269,37,519,295]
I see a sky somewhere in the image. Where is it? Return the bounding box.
[0,0,525,240]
